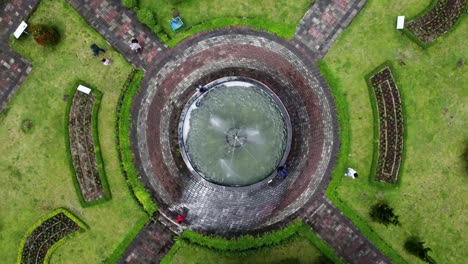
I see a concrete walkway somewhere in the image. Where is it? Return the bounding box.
[305,198,391,264]
[295,0,367,58]
[0,0,38,112]
[68,0,167,70]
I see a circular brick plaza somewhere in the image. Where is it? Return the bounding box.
[131,28,339,236]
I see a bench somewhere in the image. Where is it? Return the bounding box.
[396,16,405,29]
[77,84,91,94]
[13,21,28,39]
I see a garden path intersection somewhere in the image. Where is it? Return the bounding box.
[1,0,393,263]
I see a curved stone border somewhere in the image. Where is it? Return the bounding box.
[367,65,404,183]
[406,0,467,45]
[66,84,110,205]
[17,208,86,264]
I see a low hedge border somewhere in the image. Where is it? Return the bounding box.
[115,69,158,215]
[64,82,111,207]
[318,60,406,263]
[104,216,149,263]
[364,61,407,188]
[401,0,468,49]
[17,208,87,264]
[161,221,342,264]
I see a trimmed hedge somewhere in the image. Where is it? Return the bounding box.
[401,0,468,48]
[364,61,407,187]
[318,60,406,264]
[162,221,342,264]
[115,69,158,215]
[17,208,87,264]
[64,82,111,207]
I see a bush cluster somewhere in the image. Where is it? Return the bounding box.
[122,0,138,9]
[29,24,60,46]
[404,236,436,264]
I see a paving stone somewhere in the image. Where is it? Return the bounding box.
[294,0,368,58]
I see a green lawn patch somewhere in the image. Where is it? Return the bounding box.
[135,0,313,46]
[323,0,468,263]
[1,0,145,262]
[164,221,341,264]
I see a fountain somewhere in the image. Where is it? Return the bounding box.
[178,77,292,186]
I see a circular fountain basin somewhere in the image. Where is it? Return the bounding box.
[179,77,291,186]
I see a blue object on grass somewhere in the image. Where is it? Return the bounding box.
[170,16,184,31]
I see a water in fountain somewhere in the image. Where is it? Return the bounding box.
[181,79,289,186]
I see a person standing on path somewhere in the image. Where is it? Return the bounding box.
[130,38,142,52]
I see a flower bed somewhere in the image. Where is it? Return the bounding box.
[18,209,86,264]
[68,88,108,204]
[407,0,466,44]
[369,67,404,183]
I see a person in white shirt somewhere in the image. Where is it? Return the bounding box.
[130,38,142,52]
[101,58,111,66]
[345,168,358,179]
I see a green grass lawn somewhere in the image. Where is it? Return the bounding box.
[324,0,467,263]
[139,0,312,39]
[168,237,324,264]
[0,0,146,262]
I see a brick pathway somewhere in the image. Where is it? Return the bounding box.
[118,216,176,264]
[295,0,367,58]
[0,0,39,113]
[305,199,391,264]
[67,0,167,70]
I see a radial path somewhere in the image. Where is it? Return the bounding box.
[295,0,368,58]
[68,0,167,70]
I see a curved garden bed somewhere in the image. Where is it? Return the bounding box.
[368,66,404,183]
[66,85,110,205]
[17,208,86,264]
[406,0,466,45]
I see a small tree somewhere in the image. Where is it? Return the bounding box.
[29,24,60,46]
[369,201,399,226]
[404,236,436,264]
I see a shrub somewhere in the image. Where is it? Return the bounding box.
[137,8,157,27]
[29,24,60,46]
[153,24,163,34]
[404,236,436,264]
[369,202,399,226]
[21,119,33,133]
[121,0,138,9]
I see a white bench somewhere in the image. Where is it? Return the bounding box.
[77,85,91,94]
[13,21,28,39]
[396,16,405,29]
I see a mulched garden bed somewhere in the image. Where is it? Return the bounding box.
[20,212,82,264]
[68,90,104,202]
[407,0,466,44]
[369,67,404,183]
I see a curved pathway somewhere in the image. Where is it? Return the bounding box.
[2,0,392,263]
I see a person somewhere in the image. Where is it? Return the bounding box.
[345,167,358,179]
[90,43,106,57]
[130,38,142,52]
[196,85,207,94]
[277,165,288,178]
[176,215,185,224]
[101,58,111,66]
